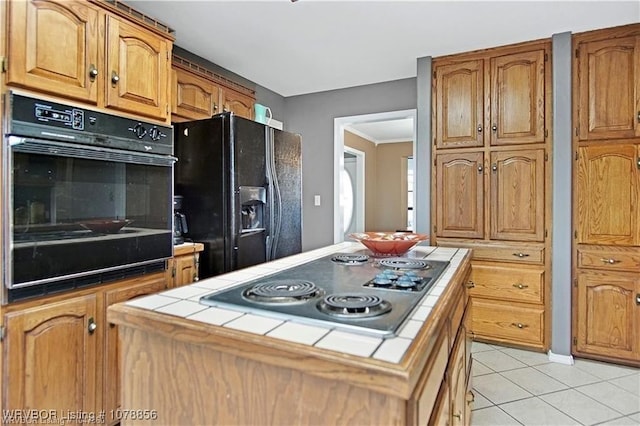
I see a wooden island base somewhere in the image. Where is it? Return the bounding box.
[109,249,473,425]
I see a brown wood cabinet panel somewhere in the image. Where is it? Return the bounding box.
[490,149,545,242]
[429,381,450,426]
[575,270,640,361]
[103,273,166,425]
[4,294,99,413]
[576,35,640,141]
[470,299,544,347]
[435,152,484,239]
[578,246,640,272]
[222,88,255,120]
[435,60,485,149]
[577,144,640,246]
[6,0,101,103]
[450,331,467,426]
[490,49,546,146]
[470,263,544,304]
[105,15,170,121]
[172,67,220,120]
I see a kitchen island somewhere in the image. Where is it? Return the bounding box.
[107,243,473,425]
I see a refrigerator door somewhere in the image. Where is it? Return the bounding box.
[266,128,302,260]
[230,115,268,270]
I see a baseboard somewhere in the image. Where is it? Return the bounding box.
[548,350,574,365]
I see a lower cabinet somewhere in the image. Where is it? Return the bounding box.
[4,294,100,415]
[575,269,640,363]
[2,272,168,419]
[168,243,205,288]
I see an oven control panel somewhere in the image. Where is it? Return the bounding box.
[6,91,173,155]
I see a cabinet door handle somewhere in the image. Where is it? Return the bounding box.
[600,258,621,265]
[637,157,640,170]
[477,125,483,133]
[511,322,528,329]
[491,163,497,172]
[88,65,98,81]
[477,165,483,173]
[636,294,640,305]
[637,111,640,124]
[111,71,120,84]
[452,412,462,420]
[213,102,218,112]
[492,124,497,132]
[466,390,475,404]
[88,317,97,334]
[466,281,475,289]
[513,283,529,289]
[512,252,530,258]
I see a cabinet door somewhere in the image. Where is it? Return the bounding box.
[435,152,484,239]
[490,49,546,145]
[4,294,98,413]
[172,254,199,287]
[577,36,640,141]
[222,88,254,120]
[6,0,100,103]
[577,145,640,245]
[103,273,166,423]
[450,333,466,426]
[172,67,221,121]
[575,270,640,360]
[105,15,170,121]
[434,60,485,149]
[490,149,545,241]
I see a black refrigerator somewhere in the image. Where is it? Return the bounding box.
[174,112,302,279]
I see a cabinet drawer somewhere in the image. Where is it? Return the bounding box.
[578,246,640,273]
[472,246,544,264]
[470,299,544,347]
[470,263,544,303]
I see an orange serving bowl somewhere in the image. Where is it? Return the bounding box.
[348,232,429,256]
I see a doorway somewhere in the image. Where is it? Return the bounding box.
[341,147,365,240]
[333,109,417,243]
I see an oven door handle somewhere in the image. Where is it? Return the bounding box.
[8,136,177,166]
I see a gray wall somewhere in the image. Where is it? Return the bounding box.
[283,78,417,250]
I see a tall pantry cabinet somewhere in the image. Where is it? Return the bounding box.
[432,40,552,351]
[572,24,640,366]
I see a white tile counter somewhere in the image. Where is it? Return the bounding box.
[125,242,470,364]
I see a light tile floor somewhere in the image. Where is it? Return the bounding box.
[470,342,640,426]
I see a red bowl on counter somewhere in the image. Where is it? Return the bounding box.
[348,232,429,256]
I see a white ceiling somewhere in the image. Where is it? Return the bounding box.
[346,118,415,144]
[130,0,638,98]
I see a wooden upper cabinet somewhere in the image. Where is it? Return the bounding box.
[490,49,546,146]
[576,35,640,141]
[435,152,484,239]
[4,294,98,413]
[223,89,255,120]
[490,149,545,241]
[105,16,170,121]
[434,60,484,149]
[576,270,640,361]
[6,0,101,103]
[577,144,640,246]
[172,66,221,121]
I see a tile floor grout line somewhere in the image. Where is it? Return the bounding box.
[497,395,589,426]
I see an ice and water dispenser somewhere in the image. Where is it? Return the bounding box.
[239,186,266,232]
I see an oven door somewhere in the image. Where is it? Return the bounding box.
[4,136,175,289]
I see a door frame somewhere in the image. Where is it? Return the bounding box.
[333,109,417,243]
[342,147,365,237]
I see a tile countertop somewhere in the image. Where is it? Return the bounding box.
[125,242,469,364]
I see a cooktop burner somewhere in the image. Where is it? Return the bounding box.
[331,253,370,265]
[243,280,323,304]
[200,253,450,337]
[318,293,391,318]
[378,258,431,269]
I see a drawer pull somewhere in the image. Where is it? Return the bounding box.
[452,412,462,420]
[466,390,475,404]
[636,294,640,305]
[600,258,621,265]
[512,252,530,258]
[511,322,528,329]
[513,283,529,290]
[466,281,476,289]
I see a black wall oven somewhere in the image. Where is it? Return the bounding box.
[3,92,175,301]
